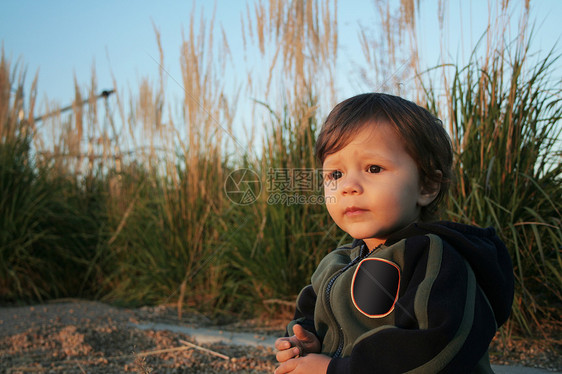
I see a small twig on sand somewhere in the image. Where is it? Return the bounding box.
[77,362,87,374]
[179,339,230,360]
[136,346,192,357]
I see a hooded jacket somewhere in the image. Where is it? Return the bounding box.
[287,222,514,374]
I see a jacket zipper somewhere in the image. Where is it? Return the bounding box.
[325,243,381,358]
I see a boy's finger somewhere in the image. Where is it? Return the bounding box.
[293,324,312,341]
[274,357,298,374]
[274,338,291,350]
[275,347,300,363]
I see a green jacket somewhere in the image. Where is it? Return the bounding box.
[287,222,514,373]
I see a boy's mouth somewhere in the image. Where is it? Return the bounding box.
[344,206,368,216]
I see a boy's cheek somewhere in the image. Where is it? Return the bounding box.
[323,187,336,203]
[324,199,340,221]
[323,180,339,196]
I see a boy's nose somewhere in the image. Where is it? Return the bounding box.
[341,176,363,195]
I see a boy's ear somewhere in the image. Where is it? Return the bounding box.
[417,170,442,207]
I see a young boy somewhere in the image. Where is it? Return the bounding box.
[274,93,514,374]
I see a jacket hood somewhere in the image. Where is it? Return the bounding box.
[384,221,515,328]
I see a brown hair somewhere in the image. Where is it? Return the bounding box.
[315,93,453,221]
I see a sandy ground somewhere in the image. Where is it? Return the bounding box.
[0,300,560,373]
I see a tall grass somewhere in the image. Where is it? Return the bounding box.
[100,16,236,314]
[0,0,560,339]
[0,56,109,301]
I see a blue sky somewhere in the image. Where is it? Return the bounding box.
[1,1,561,122]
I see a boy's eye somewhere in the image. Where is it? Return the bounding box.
[368,165,382,174]
[327,170,343,180]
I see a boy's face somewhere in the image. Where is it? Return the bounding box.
[322,121,437,250]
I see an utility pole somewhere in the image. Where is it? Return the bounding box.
[33,89,115,122]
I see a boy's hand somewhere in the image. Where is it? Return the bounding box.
[274,324,321,362]
[274,353,331,374]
